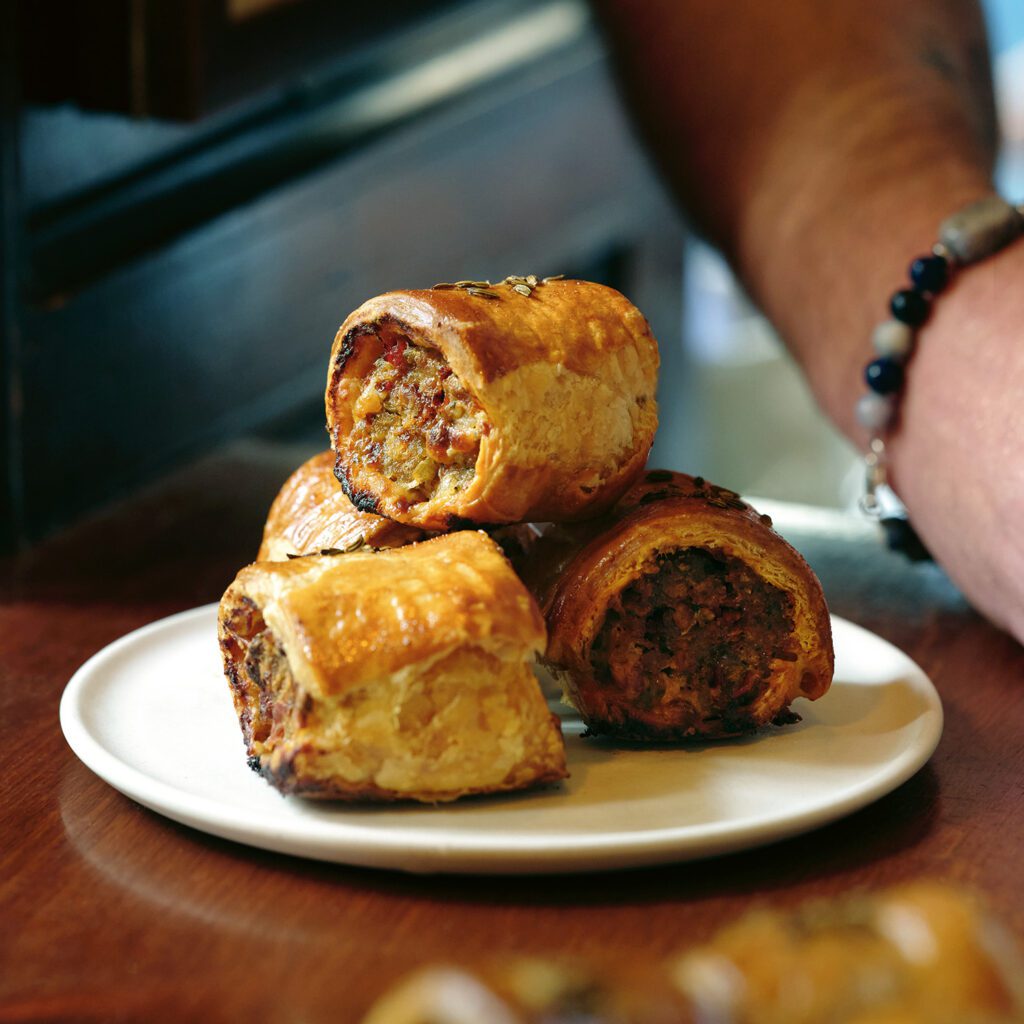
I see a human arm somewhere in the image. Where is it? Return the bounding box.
[593,0,1024,641]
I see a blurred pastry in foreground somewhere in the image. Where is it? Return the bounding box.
[257,450,425,561]
[362,957,691,1024]
[517,470,834,741]
[361,882,1024,1024]
[325,277,659,531]
[218,531,567,801]
[672,880,1024,1023]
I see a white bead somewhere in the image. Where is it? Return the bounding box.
[856,392,896,432]
[871,320,914,361]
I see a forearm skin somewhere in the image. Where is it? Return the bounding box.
[594,0,997,432]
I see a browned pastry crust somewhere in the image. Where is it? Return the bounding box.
[218,531,567,802]
[522,470,833,741]
[257,450,425,561]
[325,278,660,530]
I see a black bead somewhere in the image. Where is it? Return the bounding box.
[881,516,932,561]
[865,357,904,394]
[909,254,949,294]
[890,288,930,326]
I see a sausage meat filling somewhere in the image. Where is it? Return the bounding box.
[240,629,298,754]
[589,548,798,734]
[348,334,485,505]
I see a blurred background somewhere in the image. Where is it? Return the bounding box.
[2,0,1022,553]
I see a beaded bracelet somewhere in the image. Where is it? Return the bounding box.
[857,195,1024,560]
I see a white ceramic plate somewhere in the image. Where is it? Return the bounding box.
[60,606,942,875]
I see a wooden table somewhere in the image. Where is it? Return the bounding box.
[3,441,1023,1022]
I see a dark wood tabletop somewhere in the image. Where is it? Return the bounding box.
[3,440,1023,1023]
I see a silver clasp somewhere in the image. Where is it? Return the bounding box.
[860,437,888,518]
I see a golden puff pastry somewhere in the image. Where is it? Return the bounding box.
[672,881,1024,1023]
[218,530,567,802]
[518,470,833,741]
[257,450,425,562]
[325,277,659,531]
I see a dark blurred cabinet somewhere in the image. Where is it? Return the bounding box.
[2,0,685,550]
[21,0,454,119]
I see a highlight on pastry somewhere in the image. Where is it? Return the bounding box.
[325,277,660,531]
[521,470,834,741]
[257,450,425,562]
[218,531,567,802]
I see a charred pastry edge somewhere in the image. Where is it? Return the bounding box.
[335,452,482,532]
[330,318,389,377]
[334,454,383,516]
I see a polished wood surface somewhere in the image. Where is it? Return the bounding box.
[2,440,1023,1022]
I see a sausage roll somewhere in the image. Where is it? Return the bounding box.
[218,531,567,802]
[362,883,1024,1024]
[325,277,659,530]
[672,881,1024,1023]
[257,450,425,562]
[522,470,833,741]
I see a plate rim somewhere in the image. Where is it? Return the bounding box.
[59,604,943,874]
